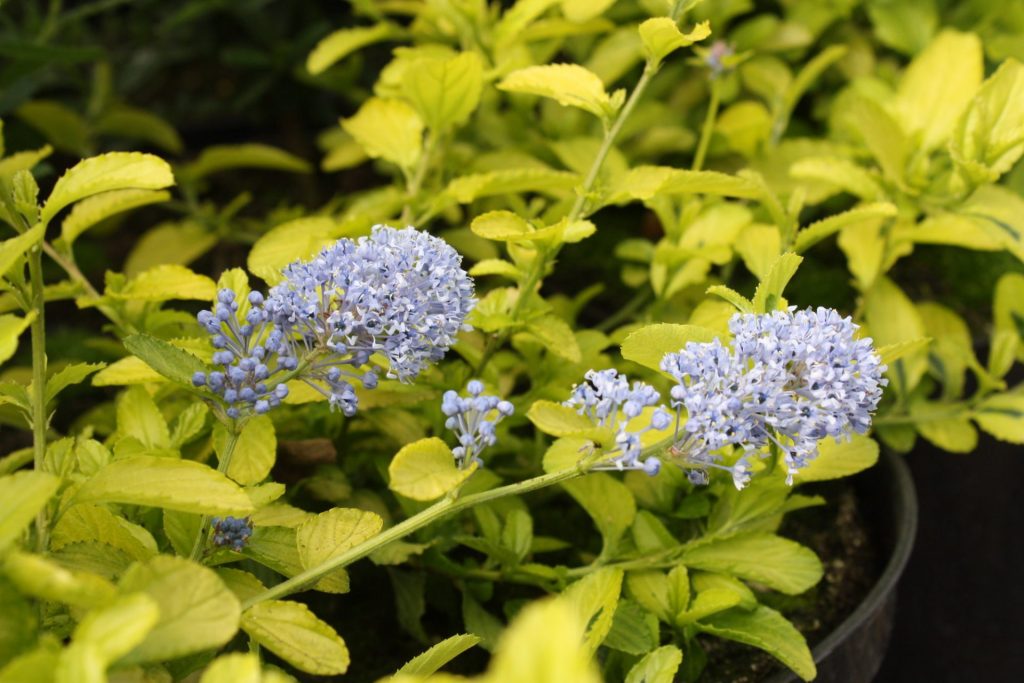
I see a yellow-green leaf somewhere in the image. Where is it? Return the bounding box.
[498,63,619,120]
[199,653,262,683]
[402,52,483,130]
[0,312,35,366]
[794,203,898,253]
[864,276,928,396]
[526,315,582,362]
[388,437,471,501]
[952,58,1024,182]
[114,264,216,301]
[94,105,183,154]
[486,597,602,683]
[119,555,241,665]
[793,435,880,483]
[397,633,480,676]
[542,437,591,474]
[789,157,885,202]
[526,400,596,437]
[625,645,683,683]
[124,220,217,277]
[973,393,1024,444]
[41,152,174,225]
[248,217,337,285]
[72,593,160,663]
[180,144,311,181]
[675,588,742,625]
[296,507,383,571]
[443,168,578,203]
[612,166,763,203]
[699,605,816,681]
[876,338,932,366]
[0,470,59,551]
[3,550,117,609]
[241,600,349,675]
[563,473,636,554]
[894,30,983,151]
[342,98,423,169]
[470,211,534,241]
[681,533,823,595]
[562,567,623,654]
[913,407,978,453]
[75,456,255,515]
[120,334,207,386]
[307,24,394,75]
[639,18,710,66]
[620,323,717,373]
[752,252,802,313]
[216,416,277,487]
[15,100,90,155]
[0,223,45,279]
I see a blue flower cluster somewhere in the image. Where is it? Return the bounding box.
[442,380,514,468]
[564,369,671,475]
[194,226,474,418]
[193,289,294,419]
[210,515,253,552]
[661,307,887,486]
[262,225,475,415]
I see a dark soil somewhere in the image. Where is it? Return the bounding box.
[701,482,880,683]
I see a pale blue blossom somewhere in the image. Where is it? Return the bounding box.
[662,307,886,487]
[195,226,475,418]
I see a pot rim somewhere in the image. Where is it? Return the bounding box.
[809,448,917,662]
[765,447,918,683]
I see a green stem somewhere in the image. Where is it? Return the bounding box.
[568,64,657,222]
[475,58,666,375]
[242,464,587,608]
[28,247,49,551]
[692,77,721,172]
[401,131,439,224]
[41,241,134,334]
[188,427,242,562]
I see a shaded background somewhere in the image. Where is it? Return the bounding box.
[876,437,1024,682]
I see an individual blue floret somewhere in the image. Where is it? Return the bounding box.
[564,369,671,475]
[442,380,514,468]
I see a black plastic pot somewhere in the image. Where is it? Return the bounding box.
[766,449,918,683]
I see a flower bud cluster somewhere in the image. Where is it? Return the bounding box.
[210,516,253,552]
[565,369,671,475]
[192,289,294,419]
[705,40,735,77]
[661,307,887,486]
[442,380,514,468]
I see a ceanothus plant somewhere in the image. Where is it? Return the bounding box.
[5,1,1023,682]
